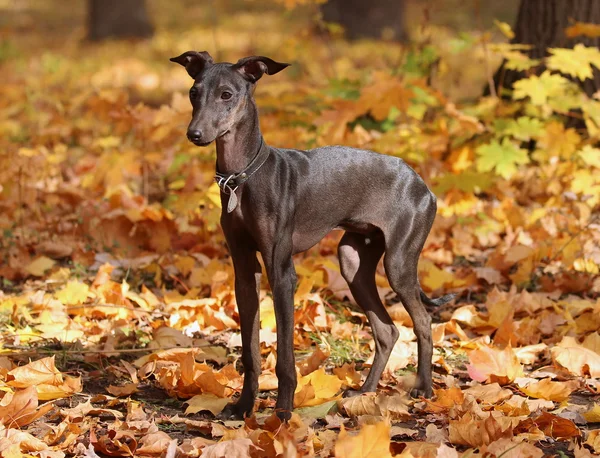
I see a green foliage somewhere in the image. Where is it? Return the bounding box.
[476,138,529,179]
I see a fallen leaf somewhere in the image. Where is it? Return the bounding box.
[520,378,577,402]
[184,393,230,415]
[25,256,56,276]
[467,345,523,384]
[552,336,600,377]
[0,386,54,428]
[107,383,139,397]
[334,420,393,458]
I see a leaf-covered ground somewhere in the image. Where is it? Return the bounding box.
[1,1,600,457]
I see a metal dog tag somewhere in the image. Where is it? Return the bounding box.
[227,189,238,213]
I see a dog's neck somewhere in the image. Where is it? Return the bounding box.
[216,99,263,175]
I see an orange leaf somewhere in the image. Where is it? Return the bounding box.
[533,412,581,440]
[520,378,577,402]
[0,386,54,428]
[7,356,63,388]
[449,412,513,447]
[467,345,523,385]
[551,336,600,377]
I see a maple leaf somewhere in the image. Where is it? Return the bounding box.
[493,20,514,39]
[294,368,343,407]
[519,378,577,402]
[476,138,529,179]
[579,145,600,168]
[503,116,544,141]
[184,393,230,415]
[551,336,600,377]
[466,344,523,384]
[24,256,56,277]
[449,412,512,447]
[536,121,581,161]
[547,44,600,80]
[0,386,54,428]
[334,421,393,458]
[565,22,600,38]
[512,71,571,106]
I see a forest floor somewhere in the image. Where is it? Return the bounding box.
[1,1,600,457]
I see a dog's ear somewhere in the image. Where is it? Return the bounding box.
[170,51,214,78]
[233,56,289,83]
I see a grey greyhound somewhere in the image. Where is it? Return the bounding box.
[170,51,455,420]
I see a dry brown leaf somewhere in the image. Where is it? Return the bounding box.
[298,347,330,376]
[184,393,230,415]
[463,383,513,403]
[91,428,138,457]
[107,383,139,397]
[533,411,581,440]
[485,437,543,458]
[0,386,54,428]
[449,412,513,447]
[135,431,173,456]
[200,438,254,458]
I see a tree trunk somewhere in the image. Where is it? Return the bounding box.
[321,0,406,41]
[494,0,600,96]
[88,0,154,41]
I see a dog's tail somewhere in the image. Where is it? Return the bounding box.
[420,289,456,308]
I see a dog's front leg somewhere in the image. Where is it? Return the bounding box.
[263,242,297,420]
[219,232,262,419]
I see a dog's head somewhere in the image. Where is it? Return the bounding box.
[170,51,289,146]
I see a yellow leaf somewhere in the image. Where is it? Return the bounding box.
[334,421,393,458]
[578,145,600,168]
[584,404,600,423]
[536,121,581,161]
[547,44,600,80]
[513,71,571,106]
[184,393,230,415]
[55,281,90,305]
[37,375,82,400]
[493,20,514,39]
[294,368,342,407]
[260,296,277,331]
[24,256,56,277]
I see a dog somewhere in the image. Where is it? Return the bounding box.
[170,51,455,420]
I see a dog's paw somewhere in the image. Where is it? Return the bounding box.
[275,409,292,422]
[409,386,433,399]
[217,402,252,421]
[343,389,363,398]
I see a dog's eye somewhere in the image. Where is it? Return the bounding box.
[189,88,198,98]
[221,91,232,100]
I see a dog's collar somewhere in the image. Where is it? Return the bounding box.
[214,140,270,213]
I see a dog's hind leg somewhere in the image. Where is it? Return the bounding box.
[382,204,436,398]
[338,231,399,395]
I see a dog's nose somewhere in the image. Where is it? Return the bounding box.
[187,130,202,143]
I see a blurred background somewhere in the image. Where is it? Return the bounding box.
[1,0,599,294]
